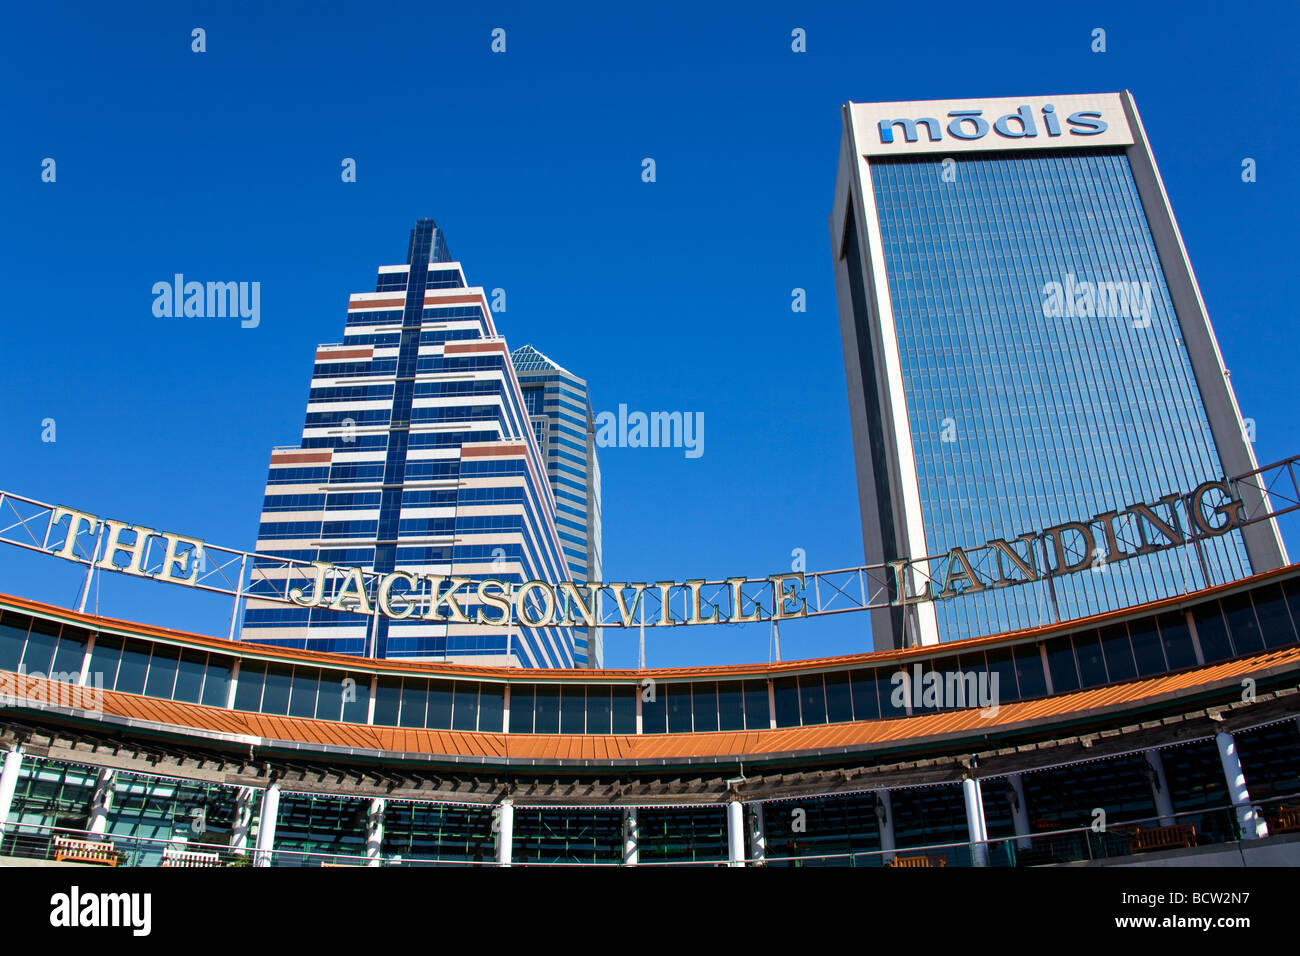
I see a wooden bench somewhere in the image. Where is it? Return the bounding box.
[1129,824,1196,853]
[52,836,121,866]
[887,853,946,868]
[161,846,221,867]
[1267,805,1300,833]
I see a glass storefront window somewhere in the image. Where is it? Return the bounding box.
[0,613,29,671]
[478,684,505,733]
[850,671,879,720]
[452,682,479,732]
[1045,639,1080,694]
[666,683,692,734]
[201,657,232,708]
[427,681,453,729]
[287,668,319,718]
[717,681,744,732]
[1222,593,1264,656]
[612,687,636,734]
[693,683,719,733]
[743,680,770,729]
[49,628,87,679]
[1073,632,1108,688]
[1099,624,1136,682]
[1156,613,1197,670]
[984,651,1019,702]
[372,677,401,726]
[773,677,800,727]
[1193,602,1233,663]
[799,675,828,724]
[534,685,560,734]
[261,664,293,716]
[115,641,151,695]
[173,651,206,704]
[144,647,179,699]
[509,684,534,734]
[560,685,585,734]
[399,680,428,728]
[1252,584,1298,649]
[18,620,59,676]
[1129,621,1167,676]
[1014,645,1047,699]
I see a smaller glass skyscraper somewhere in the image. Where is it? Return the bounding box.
[240,220,581,667]
[511,345,604,667]
[830,93,1287,649]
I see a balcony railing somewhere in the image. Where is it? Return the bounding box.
[1,795,1295,868]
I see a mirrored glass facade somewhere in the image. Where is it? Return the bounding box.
[834,94,1284,650]
[869,149,1251,640]
[511,345,604,667]
[239,220,580,667]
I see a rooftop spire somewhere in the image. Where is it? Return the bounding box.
[407,219,452,266]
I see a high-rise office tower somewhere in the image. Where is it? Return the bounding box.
[830,92,1287,650]
[511,345,605,667]
[240,220,582,667]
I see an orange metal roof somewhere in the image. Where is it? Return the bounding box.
[1,563,1296,684]
[6,644,1296,764]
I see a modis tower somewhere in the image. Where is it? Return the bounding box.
[829,92,1287,650]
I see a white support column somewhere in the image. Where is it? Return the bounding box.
[961,777,989,867]
[225,660,240,710]
[622,808,640,866]
[1144,749,1177,826]
[748,802,767,864]
[726,798,745,867]
[1006,773,1032,850]
[1186,610,1206,666]
[875,790,896,864]
[496,799,514,867]
[77,634,96,687]
[366,798,385,866]
[1216,731,1268,840]
[86,768,114,836]
[0,746,23,836]
[254,783,280,866]
[229,786,255,855]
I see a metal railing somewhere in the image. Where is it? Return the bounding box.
[1,794,1294,868]
[750,794,1298,868]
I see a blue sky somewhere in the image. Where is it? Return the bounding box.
[1,1,1297,669]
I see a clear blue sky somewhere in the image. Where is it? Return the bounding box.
[1,1,1297,669]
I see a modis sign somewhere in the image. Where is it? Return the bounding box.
[850,93,1134,156]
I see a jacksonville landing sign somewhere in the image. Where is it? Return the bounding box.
[40,479,1247,629]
